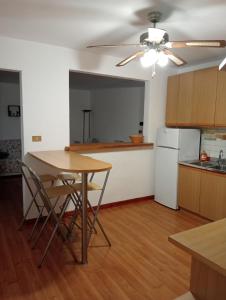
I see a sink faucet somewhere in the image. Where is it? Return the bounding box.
[218,149,224,167]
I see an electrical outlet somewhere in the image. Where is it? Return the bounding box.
[32,136,42,142]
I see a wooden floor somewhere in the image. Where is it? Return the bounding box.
[0,176,207,300]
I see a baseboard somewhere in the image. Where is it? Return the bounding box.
[24,195,154,224]
[63,195,154,217]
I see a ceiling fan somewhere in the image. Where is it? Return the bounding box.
[87,11,226,70]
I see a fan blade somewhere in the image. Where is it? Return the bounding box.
[116,51,144,67]
[163,49,186,66]
[166,40,226,49]
[87,43,140,48]
[219,57,226,71]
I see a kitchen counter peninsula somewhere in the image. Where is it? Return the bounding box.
[169,218,226,300]
[29,150,112,264]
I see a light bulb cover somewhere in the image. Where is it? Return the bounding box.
[148,28,166,43]
[157,52,169,67]
[140,49,159,68]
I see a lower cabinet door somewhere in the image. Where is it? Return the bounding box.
[200,171,226,220]
[178,166,201,213]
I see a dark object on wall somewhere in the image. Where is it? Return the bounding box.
[0,151,9,159]
[82,109,92,143]
[8,105,20,117]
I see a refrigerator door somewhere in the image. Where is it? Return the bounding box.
[156,127,180,149]
[154,147,179,209]
[178,129,200,161]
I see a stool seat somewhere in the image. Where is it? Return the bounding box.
[40,174,56,183]
[71,182,102,191]
[58,172,81,182]
[46,184,75,198]
[46,182,101,199]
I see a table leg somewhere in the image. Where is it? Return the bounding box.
[81,173,88,264]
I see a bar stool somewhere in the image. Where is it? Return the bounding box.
[58,171,111,247]
[18,160,56,240]
[26,165,78,267]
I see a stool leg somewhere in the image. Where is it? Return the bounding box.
[38,196,71,267]
[87,200,111,247]
[31,196,60,249]
[18,190,40,230]
[87,171,111,245]
[28,206,45,241]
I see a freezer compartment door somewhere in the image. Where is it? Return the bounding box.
[156,127,179,149]
[154,147,179,209]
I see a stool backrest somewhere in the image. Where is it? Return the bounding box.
[26,165,54,214]
[17,160,49,204]
[18,160,36,197]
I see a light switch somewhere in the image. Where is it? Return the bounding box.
[32,136,42,142]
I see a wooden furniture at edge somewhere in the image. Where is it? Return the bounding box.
[28,150,112,264]
[178,164,226,220]
[165,66,226,127]
[178,165,200,214]
[169,218,226,300]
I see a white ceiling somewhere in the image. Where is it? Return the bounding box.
[1,0,226,66]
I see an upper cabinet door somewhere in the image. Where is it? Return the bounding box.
[191,67,218,126]
[165,75,179,126]
[177,72,194,125]
[215,70,226,127]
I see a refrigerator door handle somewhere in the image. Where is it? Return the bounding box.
[157,146,179,150]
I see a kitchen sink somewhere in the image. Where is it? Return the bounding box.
[189,161,218,168]
[208,164,226,171]
[188,160,226,173]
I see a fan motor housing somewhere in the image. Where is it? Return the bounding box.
[140,31,169,46]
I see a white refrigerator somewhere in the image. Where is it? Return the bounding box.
[154,127,200,209]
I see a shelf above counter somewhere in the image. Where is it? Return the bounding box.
[65,142,154,153]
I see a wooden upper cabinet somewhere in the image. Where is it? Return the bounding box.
[199,171,226,220]
[191,67,218,126]
[215,70,226,126]
[165,75,179,126]
[178,165,201,213]
[177,72,194,125]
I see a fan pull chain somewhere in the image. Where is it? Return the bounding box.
[152,63,156,78]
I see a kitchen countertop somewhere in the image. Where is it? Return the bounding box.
[179,159,226,175]
[169,218,226,277]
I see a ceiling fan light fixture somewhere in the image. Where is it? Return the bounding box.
[140,49,158,67]
[157,52,169,67]
[148,28,166,43]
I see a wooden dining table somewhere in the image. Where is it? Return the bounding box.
[29,150,112,264]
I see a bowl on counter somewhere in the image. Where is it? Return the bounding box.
[129,135,143,144]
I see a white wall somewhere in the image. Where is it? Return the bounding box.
[91,86,144,142]
[70,88,91,143]
[0,80,21,140]
[0,35,172,217]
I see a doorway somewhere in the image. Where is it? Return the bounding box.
[0,69,23,220]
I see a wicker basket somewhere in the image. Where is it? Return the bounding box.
[129,135,144,144]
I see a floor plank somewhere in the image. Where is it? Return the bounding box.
[0,176,207,300]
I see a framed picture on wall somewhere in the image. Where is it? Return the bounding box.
[8,105,20,117]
